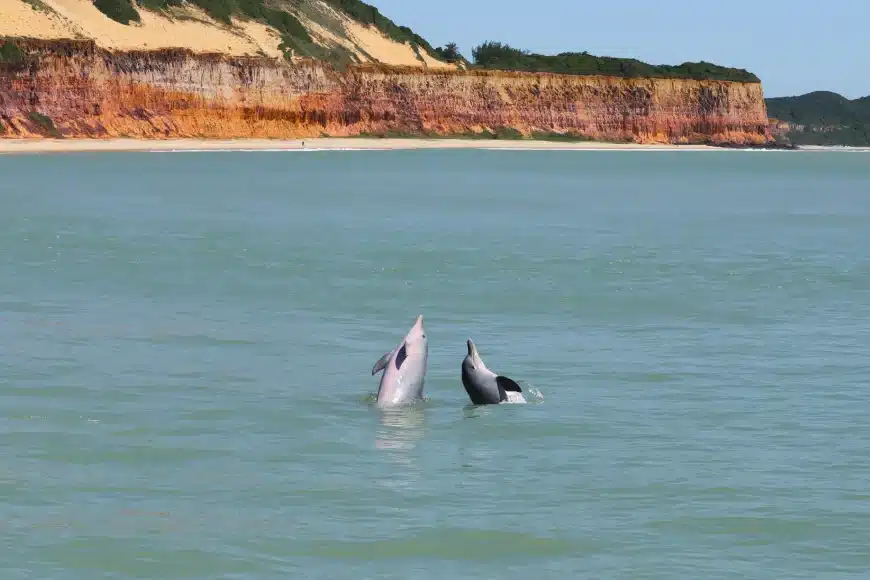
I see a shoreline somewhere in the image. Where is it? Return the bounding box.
[0,137,859,155]
[0,138,718,155]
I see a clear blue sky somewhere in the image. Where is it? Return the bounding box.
[373,0,868,99]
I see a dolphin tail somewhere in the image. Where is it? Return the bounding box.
[496,376,523,393]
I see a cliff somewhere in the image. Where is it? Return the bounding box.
[0,39,772,145]
[0,0,773,145]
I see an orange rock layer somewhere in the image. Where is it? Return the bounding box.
[0,39,773,145]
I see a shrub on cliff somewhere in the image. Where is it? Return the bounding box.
[136,0,347,64]
[27,111,62,138]
[0,41,27,69]
[471,41,761,83]
[125,0,449,66]
[95,0,141,25]
[434,42,466,64]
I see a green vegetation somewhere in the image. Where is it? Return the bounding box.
[766,91,870,146]
[129,0,449,64]
[433,42,466,65]
[128,0,342,63]
[356,127,614,142]
[0,40,26,66]
[108,1,405,67]
[133,1,310,41]
[27,112,62,138]
[95,0,141,24]
[530,131,595,142]
[470,41,760,82]
[0,40,27,74]
[357,128,526,140]
[23,0,52,12]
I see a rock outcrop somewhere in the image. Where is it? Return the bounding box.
[0,39,773,145]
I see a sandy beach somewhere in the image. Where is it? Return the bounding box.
[0,137,730,155]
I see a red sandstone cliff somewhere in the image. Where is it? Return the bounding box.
[0,39,773,145]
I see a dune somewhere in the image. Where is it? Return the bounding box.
[0,0,453,66]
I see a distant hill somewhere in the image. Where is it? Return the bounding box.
[766,91,870,146]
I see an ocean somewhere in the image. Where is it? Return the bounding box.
[2,149,869,578]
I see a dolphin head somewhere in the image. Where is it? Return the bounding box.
[393,315,428,373]
[461,338,499,405]
[404,315,428,358]
[462,338,489,374]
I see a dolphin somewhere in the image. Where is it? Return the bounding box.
[461,339,526,405]
[371,315,429,408]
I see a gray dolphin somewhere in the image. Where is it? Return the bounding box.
[371,315,429,408]
[461,339,526,405]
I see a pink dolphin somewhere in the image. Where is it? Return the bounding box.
[371,315,429,408]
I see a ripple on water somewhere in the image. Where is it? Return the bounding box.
[2,150,870,578]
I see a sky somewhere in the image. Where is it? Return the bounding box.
[372,0,868,99]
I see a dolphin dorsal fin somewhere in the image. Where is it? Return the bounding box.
[496,376,522,393]
[372,349,395,376]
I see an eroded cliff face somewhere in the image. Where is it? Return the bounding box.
[0,39,773,144]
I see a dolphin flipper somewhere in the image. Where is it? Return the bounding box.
[372,348,396,376]
[496,376,523,393]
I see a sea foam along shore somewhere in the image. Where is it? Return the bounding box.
[0,138,728,156]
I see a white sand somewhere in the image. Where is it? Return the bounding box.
[35,0,283,56]
[341,19,454,69]
[0,0,76,39]
[0,138,724,155]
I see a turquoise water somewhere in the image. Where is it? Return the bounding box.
[2,149,869,578]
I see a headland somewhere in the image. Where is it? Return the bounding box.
[1,1,776,147]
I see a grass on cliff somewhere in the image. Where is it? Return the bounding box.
[0,39,27,72]
[23,0,52,12]
[355,128,614,142]
[0,40,26,64]
[27,112,62,138]
[97,1,373,67]
[96,0,141,25]
[102,0,329,63]
[470,41,761,83]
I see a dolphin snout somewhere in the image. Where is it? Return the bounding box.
[466,339,475,356]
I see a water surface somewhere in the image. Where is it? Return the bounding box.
[1,149,869,578]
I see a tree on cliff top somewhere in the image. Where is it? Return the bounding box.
[470,41,760,83]
[434,42,465,64]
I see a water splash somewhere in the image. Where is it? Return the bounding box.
[520,382,545,403]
